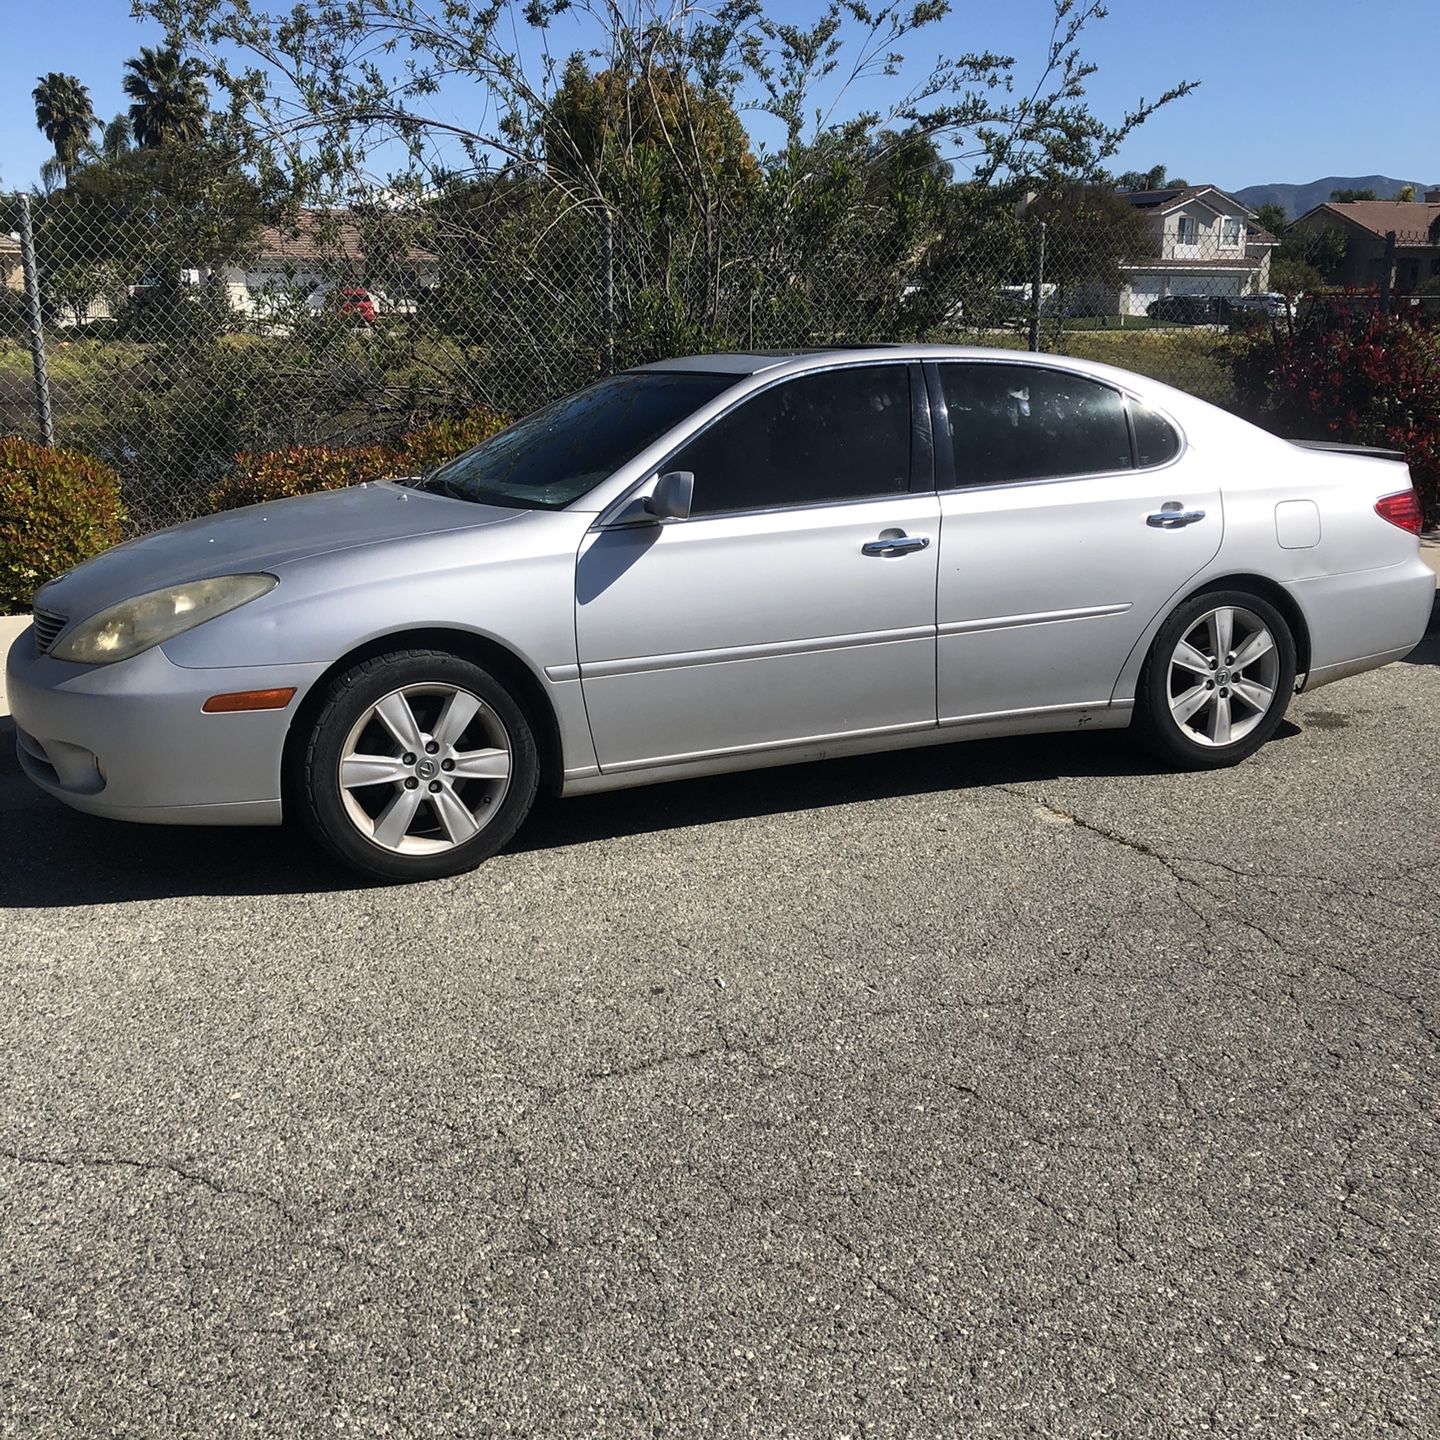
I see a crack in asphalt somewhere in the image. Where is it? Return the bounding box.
[0,1146,400,1280]
[1,1146,299,1221]
[998,784,1440,1050]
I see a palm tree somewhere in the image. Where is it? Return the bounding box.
[33,72,97,184]
[98,113,133,162]
[1115,164,1188,193]
[122,46,208,148]
[37,114,132,193]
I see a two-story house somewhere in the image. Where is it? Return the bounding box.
[1106,186,1277,317]
[1287,193,1440,294]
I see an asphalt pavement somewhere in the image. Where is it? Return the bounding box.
[2,618,1438,1438]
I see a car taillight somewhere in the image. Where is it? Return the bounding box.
[1375,489,1423,534]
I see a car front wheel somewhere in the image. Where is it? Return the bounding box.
[298,649,539,881]
[1135,590,1297,769]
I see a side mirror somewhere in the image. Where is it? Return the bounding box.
[643,470,694,521]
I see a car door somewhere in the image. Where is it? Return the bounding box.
[575,362,940,771]
[929,360,1222,724]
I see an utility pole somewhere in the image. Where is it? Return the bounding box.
[1028,218,1047,353]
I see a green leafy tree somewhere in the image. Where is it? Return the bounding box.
[141,0,1195,201]
[122,46,210,148]
[1329,187,1377,202]
[1270,256,1320,305]
[32,72,97,185]
[1395,184,1417,202]
[1279,225,1348,280]
[1252,202,1288,237]
[1028,181,1154,311]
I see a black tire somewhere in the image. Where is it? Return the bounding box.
[297,649,540,882]
[1134,589,1297,770]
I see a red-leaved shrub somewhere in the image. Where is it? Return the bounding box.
[1229,301,1440,522]
[211,443,397,511]
[207,406,510,513]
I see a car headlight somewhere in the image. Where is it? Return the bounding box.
[50,574,278,665]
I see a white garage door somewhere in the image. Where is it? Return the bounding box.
[1124,277,1163,317]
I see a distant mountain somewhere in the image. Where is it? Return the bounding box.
[1234,176,1440,220]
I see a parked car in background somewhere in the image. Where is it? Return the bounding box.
[9,347,1433,881]
[1228,292,1290,319]
[1146,294,1222,325]
[338,286,377,325]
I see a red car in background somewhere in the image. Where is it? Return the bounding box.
[338,286,377,325]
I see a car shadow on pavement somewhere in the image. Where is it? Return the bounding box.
[512,723,1303,855]
[0,716,1301,909]
[1398,592,1440,668]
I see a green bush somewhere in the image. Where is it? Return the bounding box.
[0,436,124,612]
[394,406,507,471]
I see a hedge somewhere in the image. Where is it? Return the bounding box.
[0,436,124,613]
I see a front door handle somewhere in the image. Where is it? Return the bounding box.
[1147,508,1207,529]
[862,532,931,557]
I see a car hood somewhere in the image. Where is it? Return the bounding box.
[35,481,521,622]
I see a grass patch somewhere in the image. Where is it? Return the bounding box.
[966,327,1234,406]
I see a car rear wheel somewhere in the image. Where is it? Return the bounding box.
[1134,590,1297,769]
[298,649,539,881]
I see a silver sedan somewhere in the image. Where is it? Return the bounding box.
[8,347,1433,881]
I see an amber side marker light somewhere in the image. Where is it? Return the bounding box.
[202,687,297,714]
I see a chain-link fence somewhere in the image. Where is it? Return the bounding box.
[3,185,1433,535]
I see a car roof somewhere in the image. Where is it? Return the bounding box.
[631,344,1189,402]
[632,345,1140,377]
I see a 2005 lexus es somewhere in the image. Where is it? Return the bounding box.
[8,347,1433,881]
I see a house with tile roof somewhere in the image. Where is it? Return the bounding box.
[1101,185,1278,317]
[210,211,439,321]
[1287,194,1440,295]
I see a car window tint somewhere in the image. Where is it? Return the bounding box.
[424,370,737,510]
[1131,403,1181,468]
[673,366,911,515]
[940,364,1132,485]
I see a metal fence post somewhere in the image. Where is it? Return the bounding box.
[1028,218,1046,353]
[601,207,616,373]
[17,194,55,447]
[1379,230,1396,314]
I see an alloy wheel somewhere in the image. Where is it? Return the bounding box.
[337,683,512,853]
[1166,604,1280,748]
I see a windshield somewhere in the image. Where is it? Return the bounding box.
[419,370,738,509]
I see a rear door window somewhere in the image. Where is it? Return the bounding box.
[939,363,1133,486]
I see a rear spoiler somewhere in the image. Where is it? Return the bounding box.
[1290,439,1408,462]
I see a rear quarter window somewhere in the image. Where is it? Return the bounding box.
[1131,404,1181,468]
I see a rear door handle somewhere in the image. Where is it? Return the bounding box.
[1147,508,1206,529]
[862,533,931,557]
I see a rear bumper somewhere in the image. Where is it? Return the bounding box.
[1289,557,1434,689]
[6,626,325,826]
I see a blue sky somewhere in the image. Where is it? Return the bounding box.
[3,0,1436,191]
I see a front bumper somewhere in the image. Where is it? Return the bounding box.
[6,626,327,826]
